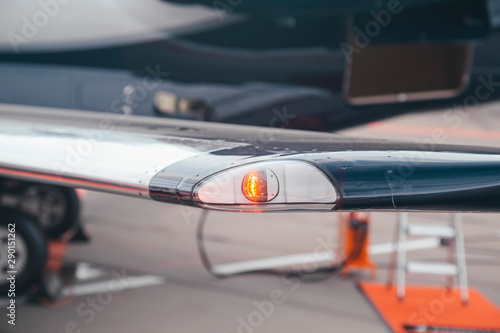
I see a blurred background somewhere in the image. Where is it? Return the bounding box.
[1,0,500,332]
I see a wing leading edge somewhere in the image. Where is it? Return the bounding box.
[1,103,500,213]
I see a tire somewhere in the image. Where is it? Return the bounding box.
[0,208,47,295]
[20,185,80,239]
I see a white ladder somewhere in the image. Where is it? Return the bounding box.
[389,213,469,303]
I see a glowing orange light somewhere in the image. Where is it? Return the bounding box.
[242,169,268,202]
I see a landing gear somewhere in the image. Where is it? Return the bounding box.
[0,178,84,298]
[20,185,80,239]
[0,208,47,295]
[0,180,80,239]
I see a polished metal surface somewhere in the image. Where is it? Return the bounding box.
[2,103,500,212]
[0,103,248,197]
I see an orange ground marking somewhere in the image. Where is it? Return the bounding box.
[359,282,500,333]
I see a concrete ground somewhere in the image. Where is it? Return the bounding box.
[2,103,500,333]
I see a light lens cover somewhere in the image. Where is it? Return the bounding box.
[242,168,278,202]
[194,160,338,212]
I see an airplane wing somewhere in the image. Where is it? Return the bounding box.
[1,102,500,213]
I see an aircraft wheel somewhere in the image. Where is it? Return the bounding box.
[0,208,47,295]
[20,185,80,239]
